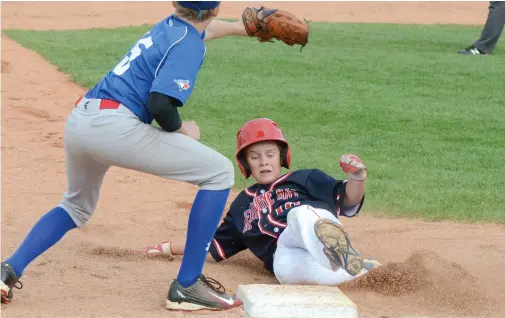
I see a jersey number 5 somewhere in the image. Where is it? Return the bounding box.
[113,32,154,76]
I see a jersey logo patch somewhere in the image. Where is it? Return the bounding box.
[174,79,191,91]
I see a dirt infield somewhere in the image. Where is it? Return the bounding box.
[1,2,504,317]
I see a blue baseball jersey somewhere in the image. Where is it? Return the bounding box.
[208,169,365,273]
[85,14,207,124]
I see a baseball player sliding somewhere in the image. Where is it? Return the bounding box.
[1,1,308,312]
[143,118,381,286]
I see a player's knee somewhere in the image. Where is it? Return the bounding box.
[58,200,95,228]
[200,155,235,190]
[274,267,294,285]
[273,253,300,285]
[286,207,303,229]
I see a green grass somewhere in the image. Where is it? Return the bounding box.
[3,22,505,223]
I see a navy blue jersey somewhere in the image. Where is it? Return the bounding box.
[208,169,365,272]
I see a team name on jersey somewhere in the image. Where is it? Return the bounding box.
[242,187,301,233]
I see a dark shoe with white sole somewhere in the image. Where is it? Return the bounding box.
[1,262,23,304]
[166,274,242,311]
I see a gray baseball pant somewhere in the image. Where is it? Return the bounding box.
[59,98,234,228]
[473,1,505,54]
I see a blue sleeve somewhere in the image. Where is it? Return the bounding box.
[150,40,205,106]
[305,169,365,217]
[209,209,247,262]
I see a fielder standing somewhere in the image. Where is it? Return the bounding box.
[1,2,308,311]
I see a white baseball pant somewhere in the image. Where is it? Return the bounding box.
[273,205,363,286]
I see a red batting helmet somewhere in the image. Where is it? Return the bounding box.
[235,118,291,178]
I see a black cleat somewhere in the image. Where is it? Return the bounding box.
[457,46,486,55]
[165,274,242,311]
[1,262,23,304]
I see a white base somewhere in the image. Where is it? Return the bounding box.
[236,284,358,318]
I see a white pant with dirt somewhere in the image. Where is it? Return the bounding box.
[273,205,364,286]
[59,98,234,227]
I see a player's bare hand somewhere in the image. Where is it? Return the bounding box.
[180,120,200,140]
[340,153,367,181]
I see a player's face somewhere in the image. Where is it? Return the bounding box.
[246,141,282,184]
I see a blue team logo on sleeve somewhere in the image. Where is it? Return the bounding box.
[174,79,191,91]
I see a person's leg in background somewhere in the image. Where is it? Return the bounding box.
[458,1,505,55]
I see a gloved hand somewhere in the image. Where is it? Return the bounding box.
[242,6,310,49]
[340,153,367,181]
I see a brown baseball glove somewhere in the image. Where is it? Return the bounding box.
[242,6,310,50]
